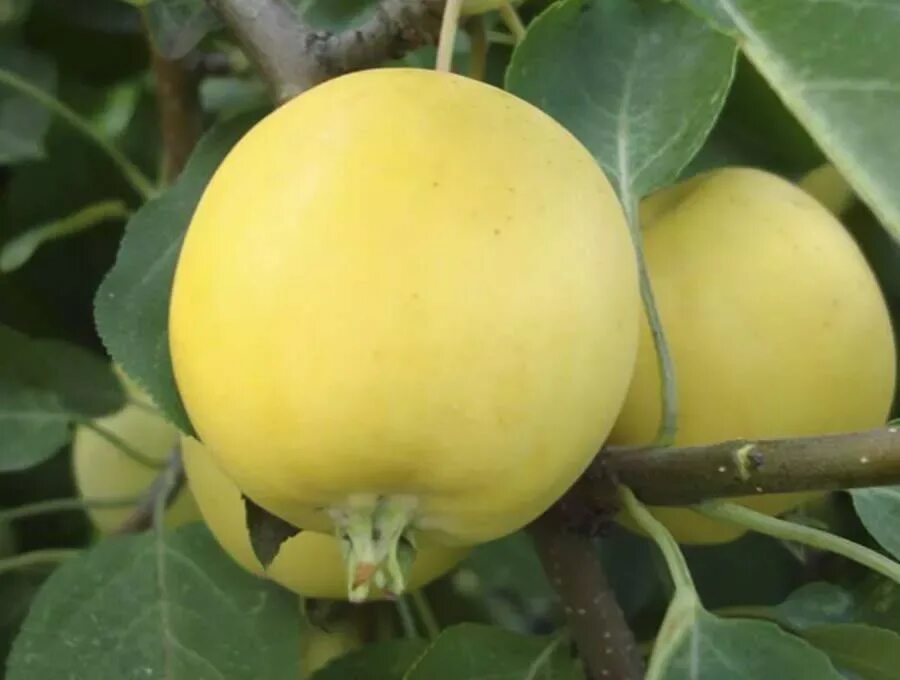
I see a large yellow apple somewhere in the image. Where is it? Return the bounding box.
[169,67,638,599]
[181,437,469,599]
[611,167,895,544]
[72,367,198,533]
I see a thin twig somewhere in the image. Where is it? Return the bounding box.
[465,15,488,81]
[621,193,678,447]
[0,549,80,576]
[207,0,445,103]
[145,26,203,183]
[696,500,900,585]
[498,1,526,43]
[78,420,164,470]
[116,446,186,534]
[0,495,142,524]
[0,69,155,199]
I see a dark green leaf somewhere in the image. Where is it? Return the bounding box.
[0,324,123,470]
[94,111,264,434]
[455,532,557,634]
[311,639,428,680]
[0,325,123,417]
[6,524,301,680]
[803,624,900,680]
[855,576,900,635]
[682,0,900,242]
[244,494,302,569]
[405,624,578,679]
[0,44,56,164]
[0,0,32,29]
[684,56,825,179]
[851,487,900,561]
[506,0,736,210]
[295,0,378,30]
[657,610,842,679]
[0,387,70,471]
[776,583,856,630]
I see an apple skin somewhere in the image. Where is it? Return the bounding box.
[72,369,198,534]
[611,167,896,544]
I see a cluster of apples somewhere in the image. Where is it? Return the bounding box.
[76,69,894,606]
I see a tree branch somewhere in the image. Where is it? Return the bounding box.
[116,447,185,534]
[530,475,644,680]
[148,52,202,183]
[206,0,445,103]
[602,427,900,506]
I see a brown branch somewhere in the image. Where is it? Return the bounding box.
[116,447,185,534]
[206,0,444,103]
[150,54,203,182]
[143,20,203,183]
[603,427,900,506]
[530,475,644,680]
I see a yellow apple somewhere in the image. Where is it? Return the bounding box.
[169,68,638,598]
[611,167,895,544]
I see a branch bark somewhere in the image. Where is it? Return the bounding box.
[206,0,445,103]
[530,475,644,680]
[116,448,185,534]
[603,427,900,506]
[148,52,202,183]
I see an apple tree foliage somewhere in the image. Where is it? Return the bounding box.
[2,0,900,678]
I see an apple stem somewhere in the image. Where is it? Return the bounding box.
[333,495,418,602]
[435,0,464,73]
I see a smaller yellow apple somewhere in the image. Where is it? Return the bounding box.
[799,163,854,217]
[300,619,362,679]
[72,367,198,534]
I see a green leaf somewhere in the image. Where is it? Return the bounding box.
[454,532,557,634]
[855,576,900,635]
[144,0,221,59]
[0,0,32,28]
[684,56,825,179]
[405,624,578,679]
[0,388,70,471]
[681,0,900,243]
[506,0,736,210]
[0,44,56,164]
[6,524,301,680]
[311,639,428,680]
[776,582,856,630]
[851,487,900,562]
[94,111,263,435]
[803,624,900,680]
[0,325,123,417]
[655,610,842,679]
[0,324,123,471]
[244,495,301,569]
[295,0,378,30]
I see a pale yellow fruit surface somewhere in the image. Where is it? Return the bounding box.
[800,163,855,217]
[462,0,523,16]
[169,68,639,548]
[72,368,198,534]
[300,620,362,679]
[610,167,895,544]
[182,437,469,599]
